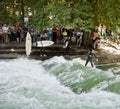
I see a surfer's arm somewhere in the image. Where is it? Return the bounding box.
[93,53,98,61]
[93,53,97,58]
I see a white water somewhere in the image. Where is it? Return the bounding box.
[0,57,120,109]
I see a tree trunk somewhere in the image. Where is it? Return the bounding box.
[21,0,24,25]
[83,31,93,48]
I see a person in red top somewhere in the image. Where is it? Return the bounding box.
[92,29,100,49]
[93,29,98,41]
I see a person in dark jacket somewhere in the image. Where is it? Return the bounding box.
[85,49,98,67]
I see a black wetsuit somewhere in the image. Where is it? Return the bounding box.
[85,51,97,67]
[36,36,45,56]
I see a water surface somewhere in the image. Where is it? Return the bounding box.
[0,56,120,109]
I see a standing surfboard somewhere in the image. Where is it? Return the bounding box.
[25,32,32,56]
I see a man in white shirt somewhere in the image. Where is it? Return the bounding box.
[2,23,9,43]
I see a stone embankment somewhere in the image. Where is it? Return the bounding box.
[0,43,87,59]
[0,43,120,65]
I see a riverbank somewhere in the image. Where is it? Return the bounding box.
[93,41,120,65]
[0,42,120,65]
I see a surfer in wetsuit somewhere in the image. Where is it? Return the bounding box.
[63,37,71,54]
[85,49,98,67]
[36,34,46,57]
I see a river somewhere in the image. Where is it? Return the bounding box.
[0,56,120,109]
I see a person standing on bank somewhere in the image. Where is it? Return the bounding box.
[85,49,98,67]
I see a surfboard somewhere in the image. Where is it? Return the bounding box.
[25,32,32,56]
[63,41,69,48]
[33,40,54,47]
[95,62,119,67]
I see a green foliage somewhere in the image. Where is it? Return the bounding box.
[0,0,120,34]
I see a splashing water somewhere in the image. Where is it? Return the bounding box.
[0,56,120,109]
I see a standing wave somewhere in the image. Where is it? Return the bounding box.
[42,56,120,94]
[0,57,120,109]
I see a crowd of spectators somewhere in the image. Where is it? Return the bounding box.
[0,23,28,43]
[0,23,119,49]
[0,23,84,48]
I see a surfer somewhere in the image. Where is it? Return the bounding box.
[63,37,71,54]
[85,49,98,67]
[37,34,46,57]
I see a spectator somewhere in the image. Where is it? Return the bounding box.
[2,23,9,43]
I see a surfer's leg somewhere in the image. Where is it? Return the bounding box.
[40,47,43,56]
[90,59,94,67]
[43,47,46,56]
[40,47,46,56]
[78,38,81,47]
[85,59,89,66]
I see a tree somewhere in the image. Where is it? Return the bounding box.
[0,0,119,34]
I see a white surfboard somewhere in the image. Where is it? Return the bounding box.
[25,32,32,56]
[63,41,69,48]
[33,40,54,47]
